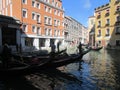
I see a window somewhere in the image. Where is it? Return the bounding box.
[48,8,51,13]
[58,30,60,36]
[32,26,36,33]
[58,11,60,16]
[54,30,57,36]
[106,28,110,36]
[22,24,27,32]
[36,14,41,23]
[116,6,120,11]
[58,20,60,26]
[45,6,48,12]
[54,10,57,15]
[48,17,52,25]
[106,9,109,13]
[105,9,109,16]
[25,38,34,46]
[32,0,35,7]
[39,38,45,47]
[36,3,40,9]
[32,12,36,20]
[106,19,110,25]
[97,12,101,19]
[44,16,47,24]
[45,28,48,35]
[48,29,52,36]
[116,16,120,21]
[54,19,57,26]
[22,9,27,18]
[22,0,27,4]
[98,21,101,27]
[116,27,120,34]
[97,30,101,37]
[55,2,58,7]
[37,27,41,35]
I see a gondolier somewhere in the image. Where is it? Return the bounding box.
[50,42,56,59]
[78,42,82,54]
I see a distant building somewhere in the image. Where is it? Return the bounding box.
[88,16,95,47]
[95,0,120,47]
[64,16,88,46]
[0,0,64,52]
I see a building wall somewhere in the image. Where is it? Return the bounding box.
[88,16,95,47]
[95,0,120,47]
[0,0,65,52]
[64,16,88,46]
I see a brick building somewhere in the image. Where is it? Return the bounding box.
[0,0,64,52]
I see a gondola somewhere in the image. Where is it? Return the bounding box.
[91,46,103,51]
[0,56,50,75]
[11,48,67,60]
[0,60,30,75]
[45,48,91,68]
[0,48,90,74]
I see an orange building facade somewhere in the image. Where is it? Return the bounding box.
[0,0,64,51]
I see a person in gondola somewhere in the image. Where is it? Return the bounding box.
[78,42,82,54]
[50,42,56,59]
[1,43,11,68]
[57,41,61,53]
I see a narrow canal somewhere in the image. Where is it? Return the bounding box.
[0,49,120,90]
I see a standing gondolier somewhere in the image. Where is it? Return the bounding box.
[78,42,82,54]
[50,42,56,59]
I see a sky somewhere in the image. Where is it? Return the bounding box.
[62,0,109,27]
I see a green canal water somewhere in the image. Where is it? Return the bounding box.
[0,49,120,90]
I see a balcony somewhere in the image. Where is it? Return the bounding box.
[115,21,120,26]
[97,34,101,37]
[105,23,110,26]
[115,32,120,35]
[115,9,120,14]
[105,34,110,36]
[97,25,101,28]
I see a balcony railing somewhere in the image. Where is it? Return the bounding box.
[105,34,110,36]
[105,23,110,26]
[97,34,101,37]
[97,25,101,28]
[115,32,120,35]
[115,21,120,26]
[115,9,120,14]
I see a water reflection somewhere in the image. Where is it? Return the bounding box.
[64,49,120,90]
[0,49,120,90]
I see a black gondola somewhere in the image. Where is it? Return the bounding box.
[11,48,67,60]
[0,48,90,74]
[91,46,103,51]
[45,49,91,68]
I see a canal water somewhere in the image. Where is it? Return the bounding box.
[0,49,120,90]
